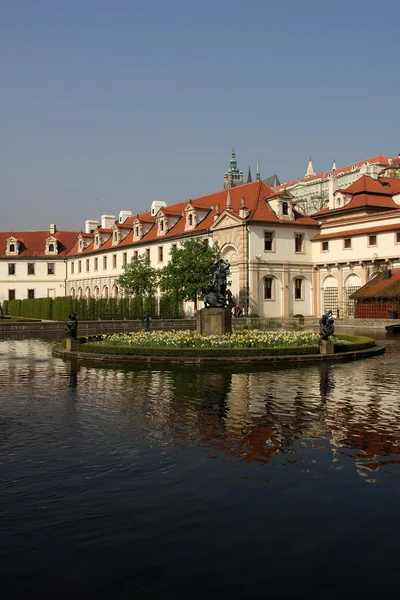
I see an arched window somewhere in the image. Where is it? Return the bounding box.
[48,243,54,252]
[71,288,76,298]
[282,202,289,216]
[188,214,193,226]
[264,277,273,300]
[9,243,15,253]
[135,226,139,237]
[160,220,164,232]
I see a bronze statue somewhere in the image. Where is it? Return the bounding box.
[142,312,150,332]
[66,311,78,341]
[319,310,334,340]
[202,259,231,308]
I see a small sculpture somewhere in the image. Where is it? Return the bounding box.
[319,310,334,340]
[66,311,78,341]
[142,312,150,332]
[202,259,231,308]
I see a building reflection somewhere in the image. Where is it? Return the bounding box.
[6,340,398,481]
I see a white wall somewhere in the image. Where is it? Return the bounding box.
[0,259,67,302]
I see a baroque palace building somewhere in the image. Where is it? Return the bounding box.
[1,154,400,318]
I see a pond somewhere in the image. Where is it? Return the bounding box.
[0,330,399,598]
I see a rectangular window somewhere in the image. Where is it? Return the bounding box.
[8,290,16,301]
[48,263,55,275]
[322,241,329,252]
[94,257,98,271]
[27,289,35,299]
[146,249,150,261]
[71,262,74,274]
[396,232,400,244]
[158,246,163,262]
[264,278,273,300]
[27,263,35,275]
[123,252,127,266]
[368,235,377,246]
[172,243,177,251]
[295,234,304,253]
[78,260,82,273]
[134,250,138,259]
[103,256,107,270]
[295,278,303,300]
[86,259,90,272]
[264,231,274,252]
[8,263,15,275]
[344,238,352,249]
[113,254,117,269]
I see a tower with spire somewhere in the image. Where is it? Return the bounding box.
[224,147,244,189]
[305,157,316,178]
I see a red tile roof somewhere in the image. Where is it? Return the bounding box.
[351,270,400,299]
[313,222,400,241]
[0,230,79,258]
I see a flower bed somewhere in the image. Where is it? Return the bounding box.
[100,329,320,349]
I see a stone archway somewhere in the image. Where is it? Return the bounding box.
[343,272,361,317]
[321,274,338,314]
[221,243,240,303]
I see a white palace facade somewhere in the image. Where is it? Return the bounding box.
[2,156,400,318]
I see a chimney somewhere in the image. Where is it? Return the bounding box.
[328,175,338,210]
[119,210,132,224]
[85,219,98,234]
[101,214,116,229]
[49,224,56,235]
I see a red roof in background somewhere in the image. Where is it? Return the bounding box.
[276,155,391,190]
[0,230,79,258]
[312,175,400,219]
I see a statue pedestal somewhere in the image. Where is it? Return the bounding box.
[319,340,334,355]
[66,338,79,352]
[197,308,232,336]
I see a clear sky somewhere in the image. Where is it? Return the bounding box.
[1,0,399,231]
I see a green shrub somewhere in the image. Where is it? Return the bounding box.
[2,300,9,315]
[334,334,375,353]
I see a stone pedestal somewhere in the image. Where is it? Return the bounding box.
[197,308,232,336]
[319,340,334,355]
[66,338,79,352]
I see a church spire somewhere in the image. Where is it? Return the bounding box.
[224,146,244,189]
[256,158,260,181]
[247,166,252,183]
[305,157,316,178]
[332,159,337,171]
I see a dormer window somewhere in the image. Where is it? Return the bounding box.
[113,232,117,241]
[135,226,139,237]
[188,214,193,227]
[160,220,164,232]
[282,202,289,216]
[6,237,20,256]
[95,235,100,248]
[112,229,121,246]
[45,237,58,255]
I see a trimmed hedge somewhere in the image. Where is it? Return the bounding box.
[76,343,320,357]
[334,334,375,353]
[6,294,182,320]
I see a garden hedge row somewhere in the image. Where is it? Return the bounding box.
[3,294,183,321]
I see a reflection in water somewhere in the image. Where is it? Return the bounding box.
[1,334,400,597]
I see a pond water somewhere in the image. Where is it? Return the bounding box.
[1,330,399,599]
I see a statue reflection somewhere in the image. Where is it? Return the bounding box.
[65,359,80,388]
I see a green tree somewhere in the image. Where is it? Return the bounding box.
[117,255,159,297]
[159,238,222,306]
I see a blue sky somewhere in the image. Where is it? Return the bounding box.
[1,0,399,230]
